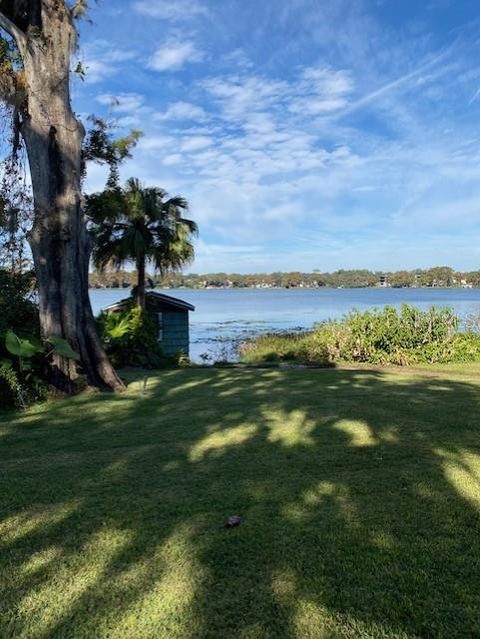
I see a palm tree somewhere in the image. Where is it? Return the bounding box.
[87,178,198,310]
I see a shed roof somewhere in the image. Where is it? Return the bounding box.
[103,291,195,313]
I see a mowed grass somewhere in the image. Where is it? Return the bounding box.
[1,365,480,638]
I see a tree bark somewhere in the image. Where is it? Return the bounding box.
[136,253,146,311]
[2,1,124,393]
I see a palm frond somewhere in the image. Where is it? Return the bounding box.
[90,177,198,279]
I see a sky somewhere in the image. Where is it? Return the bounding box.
[74,0,480,274]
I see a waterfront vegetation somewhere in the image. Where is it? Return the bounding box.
[89,265,480,290]
[96,303,176,369]
[240,305,480,366]
[1,365,480,638]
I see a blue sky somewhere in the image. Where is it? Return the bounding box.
[75,0,480,273]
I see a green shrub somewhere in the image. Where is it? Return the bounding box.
[0,359,22,406]
[0,270,47,408]
[1,329,82,408]
[0,270,38,338]
[0,271,83,408]
[97,304,168,368]
[240,305,480,367]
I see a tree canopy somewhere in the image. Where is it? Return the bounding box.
[87,178,198,309]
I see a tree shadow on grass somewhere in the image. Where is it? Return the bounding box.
[0,367,480,638]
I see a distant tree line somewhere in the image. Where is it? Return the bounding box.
[89,266,480,290]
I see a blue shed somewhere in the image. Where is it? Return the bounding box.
[103,291,195,357]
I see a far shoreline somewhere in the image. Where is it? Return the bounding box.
[89,284,480,291]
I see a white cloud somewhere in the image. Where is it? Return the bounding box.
[192,239,265,272]
[75,2,480,271]
[204,75,288,117]
[133,0,207,20]
[155,101,207,121]
[204,68,354,123]
[84,161,110,194]
[302,67,353,94]
[162,153,183,166]
[115,115,144,128]
[96,93,145,112]
[180,136,213,151]
[148,40,204,71]
[337,49,450,118]
[289,67,354,115]
[114,48,480,258]
[137,135,176,152]
[76,42,136,84]
[77,59,112,84]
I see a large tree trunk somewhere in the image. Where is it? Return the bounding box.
[8,2,124,393]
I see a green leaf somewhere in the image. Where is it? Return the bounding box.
[19,359,33,372]
[46,336,81,361]
[5,330,42,358]
[74,61,86,81]
[0,357,13,370]
[107,318,131,339]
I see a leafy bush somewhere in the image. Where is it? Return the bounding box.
[1,329,81,408]
[0,270,38,338]
[0,359,23,406]
[0,270,45,408]
[240,305,480,367]
[97,304,167,368]
[0,270,81,408]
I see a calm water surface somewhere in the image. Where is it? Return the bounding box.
[90,287,480,362]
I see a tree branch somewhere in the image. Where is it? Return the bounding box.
[0,12,26,53]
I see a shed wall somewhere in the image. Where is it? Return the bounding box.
[160,311,190,356]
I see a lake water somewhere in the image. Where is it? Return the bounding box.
[90,287,480,362]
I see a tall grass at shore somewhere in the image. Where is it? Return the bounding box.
[239,304,480,366]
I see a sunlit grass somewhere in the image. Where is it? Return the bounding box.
[1,364,480,638]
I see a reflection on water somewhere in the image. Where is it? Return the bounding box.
[89,287,480,362]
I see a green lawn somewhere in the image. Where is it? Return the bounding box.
[1,365,480,638]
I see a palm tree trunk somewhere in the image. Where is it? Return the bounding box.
[136,254,146,311]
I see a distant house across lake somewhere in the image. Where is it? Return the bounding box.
[103,291,195,357]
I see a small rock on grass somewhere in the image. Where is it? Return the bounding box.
[224,515,242,528]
